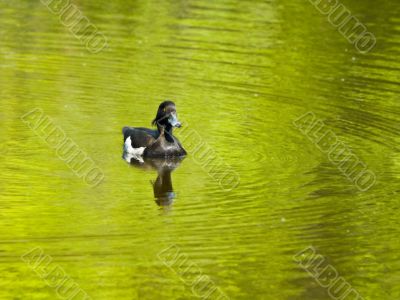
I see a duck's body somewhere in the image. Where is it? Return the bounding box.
[122,101,186,158]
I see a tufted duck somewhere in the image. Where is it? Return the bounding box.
[122,101,187,158]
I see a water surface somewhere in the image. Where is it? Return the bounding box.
[0,0,399,299]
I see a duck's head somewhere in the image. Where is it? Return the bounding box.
[152,100,182,131]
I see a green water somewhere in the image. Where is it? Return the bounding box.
[1,0,399,299]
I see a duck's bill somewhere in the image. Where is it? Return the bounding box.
[168,113,182,128]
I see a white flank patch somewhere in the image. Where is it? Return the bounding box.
[124,136,146,155]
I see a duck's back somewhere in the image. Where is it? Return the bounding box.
[122,127,159,148]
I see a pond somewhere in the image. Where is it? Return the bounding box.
[0,0,399,299]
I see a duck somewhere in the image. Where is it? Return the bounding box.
[122,101,187,158]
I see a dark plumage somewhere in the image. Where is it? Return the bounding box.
[122,101,187,158]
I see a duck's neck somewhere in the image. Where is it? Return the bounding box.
[157,125,174,142]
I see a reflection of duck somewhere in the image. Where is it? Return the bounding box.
[123,152,184,206]
[122,101,187,158]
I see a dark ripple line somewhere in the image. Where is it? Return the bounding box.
[168,24,241,33]
[349,75,400,89]
[172,37,276,51]
[0,232,144,244]
[163,54,271,69]
[157,44,270,57]
[188,4,241,14]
